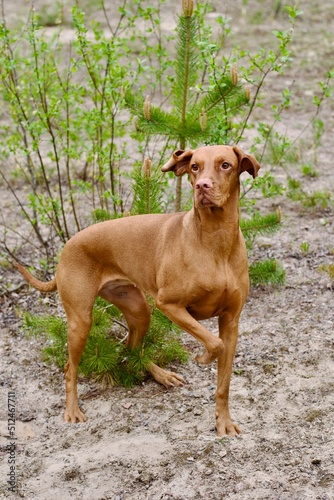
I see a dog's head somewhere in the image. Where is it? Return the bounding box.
[161,145,260,209]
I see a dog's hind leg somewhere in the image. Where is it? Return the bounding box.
[100,285,185,388]
[100,284,151,348]
[63,307,93,423]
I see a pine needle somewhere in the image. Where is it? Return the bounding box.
[241,211,282,240]
[249,259,285,286]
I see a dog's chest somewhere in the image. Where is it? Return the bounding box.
[180,248,248,316]
[185,258,241,296]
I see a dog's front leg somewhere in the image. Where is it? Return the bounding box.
[215,313,241,436]
[155,299,224,362]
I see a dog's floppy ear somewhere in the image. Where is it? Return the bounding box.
[233,146,260,178]
[161,149,194,177]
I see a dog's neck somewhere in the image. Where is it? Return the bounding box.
[194,189,240,228]
[186,190,241,253]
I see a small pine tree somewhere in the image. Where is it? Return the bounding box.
[125,0,250,211]
[131,158,165,215]
[23,298,189,388]
[241,207,285,285]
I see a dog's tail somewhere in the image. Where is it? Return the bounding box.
[16,262,57,293]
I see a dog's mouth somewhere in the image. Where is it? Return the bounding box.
[195,192,229,209]
[196,193,218,208]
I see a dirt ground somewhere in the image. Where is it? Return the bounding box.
[1,1,334,499]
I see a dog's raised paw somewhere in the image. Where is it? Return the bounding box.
[195,349,220,365]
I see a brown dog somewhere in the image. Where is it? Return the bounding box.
[17,145,260,436]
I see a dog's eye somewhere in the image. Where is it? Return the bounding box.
[191,163,199,172]
[221,162,231,170]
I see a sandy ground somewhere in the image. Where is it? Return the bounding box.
[1,1,334,499]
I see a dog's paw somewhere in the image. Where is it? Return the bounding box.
[195,349,218,365]
[64,407,87,423]
[162,371,185,389]
[215,417,241,437]
[195,338,224,365]
[148,363,185,389]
